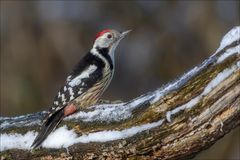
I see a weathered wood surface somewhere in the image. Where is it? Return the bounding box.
[1,26,239,160]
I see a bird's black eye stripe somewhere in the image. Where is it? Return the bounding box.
[107,34,112,39]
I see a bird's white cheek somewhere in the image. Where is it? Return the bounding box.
[95,38,109,48]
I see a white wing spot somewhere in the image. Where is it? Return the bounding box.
[67,75,72,82]
[68,87,74,96]
[69,65,97,87]
[54,101,59,105]
[61,94,66,103]
[78,88,83,94]
[70,96,74,101]
[68,87,75,100]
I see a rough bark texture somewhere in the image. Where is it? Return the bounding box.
[1,27,240,160]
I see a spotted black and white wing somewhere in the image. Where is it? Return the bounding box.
[51,53,106,112]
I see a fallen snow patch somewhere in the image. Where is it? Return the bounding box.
[202,65,238,95]
[216,26,240,53]
[0,112,45,129]
[66,94,155,122]
[42,126,77,148]
[75,119,164,143]
[0,119,165,151]
[0,131,37,151]
[166,64,239,122]
[217,44,240,63]
[165,26,240,122]
[151,66,203,104]
[216,26,240,63]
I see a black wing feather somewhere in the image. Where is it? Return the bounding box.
[52,53,105,108]
[31,108,64,148]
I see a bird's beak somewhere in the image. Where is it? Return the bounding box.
[119,30,131,39]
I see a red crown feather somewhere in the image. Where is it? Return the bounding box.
[95,29,111,40]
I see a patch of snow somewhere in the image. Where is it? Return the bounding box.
[151,82,177,104]
[42,126,77,148]
[165,26,240,122]
[151,66,200,104]
[0,131,37,151]
[76,119,164,144]
[202,65,238,95]
[0,119,165,151]
[166,96,200,122]
[0,112,45,129]
[216,26,240,53]
[65,103,129,122]
[185,96,201,109]
[66,94,155,122]
[0,120,40,130]
[217,45,240,63]
[237,61,240,68]
[166,64,238,122]
[151,57,215,104]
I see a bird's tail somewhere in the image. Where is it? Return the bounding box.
[31,108,65,149]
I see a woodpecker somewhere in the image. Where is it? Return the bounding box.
[31,29,131,148]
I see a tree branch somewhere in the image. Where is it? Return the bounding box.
[1,26,239,160]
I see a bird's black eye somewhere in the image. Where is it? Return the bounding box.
[107,34,112,39]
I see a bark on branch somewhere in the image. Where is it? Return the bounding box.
[1,26,240,160]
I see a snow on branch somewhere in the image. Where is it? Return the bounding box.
[0,26,240,160]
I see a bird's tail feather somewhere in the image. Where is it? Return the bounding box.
[31,108,65,149]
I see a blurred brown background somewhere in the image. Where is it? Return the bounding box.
[0,1,239,159]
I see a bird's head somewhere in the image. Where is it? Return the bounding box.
[93,29,131,51]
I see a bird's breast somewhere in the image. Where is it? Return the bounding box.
[74,67,113,108]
